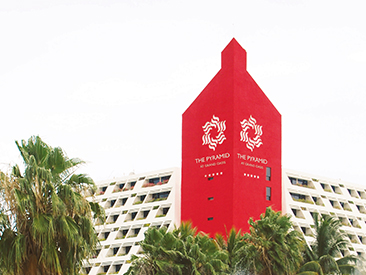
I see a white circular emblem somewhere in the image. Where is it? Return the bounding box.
[202,115,226,151]
[240,115,263,151]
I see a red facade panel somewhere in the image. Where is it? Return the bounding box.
[182,38,281,235]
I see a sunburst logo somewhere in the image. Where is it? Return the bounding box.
[240,115,263,151]
[202,115,226,151]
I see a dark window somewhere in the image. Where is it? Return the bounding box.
[143,210,149,218]
[85,267,91,274]
[122,229,128,236]
[149,177,160,184]
[359,236,363,243]
[122,198,128,205]
[348,189,352,195]
[125,246,131,254]
[266,167,271,181]
[115,264,122,272]
[208,197,214,201]
[208,217,213,221]
[113,215,119,222]
[301,227,307,234]
[113,247,119,255]
[266,187,271,201]
[102,186,107,192]
[321,183,325,189]
[331,185,336,192]
[357,191,362,197]
[298,179,308,186]
[291,208,297,215]
[312,197,317,203]
[104,232,110,239]
[208,177,214,181]
[152,191,170,199]
[131,212,137,220]
[119,183,125,189]
[130,181,136,187]
[330,200,335,207]
[289,177,297,185]
[161,175,171,182]
[162,207,169,215]
[290,193,305,201]
[134,228,140,235]
[110,200,116,207]
[103,265,110,272]
[140,195,146,201]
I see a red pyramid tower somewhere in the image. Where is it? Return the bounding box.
[181,38,282,235]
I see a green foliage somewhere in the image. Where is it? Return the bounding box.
[0,136,104,275]
[126,222,228,275]
[238,207,305,275]
[300,213,359,275]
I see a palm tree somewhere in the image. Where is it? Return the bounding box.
[0,136,104,275]
[215,227,245,274]
[299,213,358,275]
[126,226,182,275]
[127,222,228,275]
[239,207,305,275]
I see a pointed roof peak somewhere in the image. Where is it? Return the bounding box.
[221,38,247,72]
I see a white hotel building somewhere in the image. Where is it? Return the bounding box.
[82,167,366,275]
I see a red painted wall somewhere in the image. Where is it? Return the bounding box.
[181,38,281,236]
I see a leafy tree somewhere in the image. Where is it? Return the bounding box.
[127,222,228,275]
[0,136,104,275]
[215,227,245,274]
[299,213,358,275]
[239,207,305,275]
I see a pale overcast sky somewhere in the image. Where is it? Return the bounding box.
[1,0,365,185]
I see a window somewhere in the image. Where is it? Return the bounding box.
[208,197,214,201]
[208,217,213,221]
[298,179,308,186]
[266,167,271,181]
[125,246,131,254]
[289,177,297,185]
[266,187,271,201]
[152,191,170,200]
[114,264,122,272]
[143,210,149,218]
[208,177,214,181]
[162,207,169,215]
[113,247,119,255]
